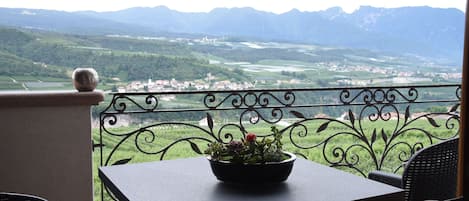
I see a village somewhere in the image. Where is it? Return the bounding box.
[115,73,255,93]
[115,68,462,93]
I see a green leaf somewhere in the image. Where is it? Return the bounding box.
[381,128,388,143]
[113,158,132,166]
[189,141,202,154]
[316,121,330,133]
[426,116,440,127]
[291,110,305,119]
[349,110,355,125]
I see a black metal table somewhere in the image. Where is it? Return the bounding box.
[99,157,404,201]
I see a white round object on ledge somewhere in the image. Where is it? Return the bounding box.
[72,68,99,92]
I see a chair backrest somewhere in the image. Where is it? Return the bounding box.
[0,192,47,201]
[402,137,459,201]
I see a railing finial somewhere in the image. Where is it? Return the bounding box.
[73,67,99,92]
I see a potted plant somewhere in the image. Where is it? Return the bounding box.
[204,126,296,183]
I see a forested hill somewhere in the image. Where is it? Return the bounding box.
[0,27,246,82]
[0,6,463,63]
[83,6,464,63]
[0,28,67,78]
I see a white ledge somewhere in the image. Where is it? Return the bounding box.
[0,90,104,107]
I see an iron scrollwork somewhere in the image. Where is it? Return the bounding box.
[340,87,418,105]
[106,94,159,113]
[204,90,295,109]
[98,85,460,200]
[285,86,459,176]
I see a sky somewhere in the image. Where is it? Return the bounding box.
[0,0,465,14]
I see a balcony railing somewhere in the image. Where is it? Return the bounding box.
[98,84,460,199]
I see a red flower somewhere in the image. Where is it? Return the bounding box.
[246,133,257,142]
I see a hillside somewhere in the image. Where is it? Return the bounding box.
[0,28,66,78]
[0,27,246,85]
[0,7,157,36]
[84,6,464,64]
[0,26,460,91]
[0,6,462,64]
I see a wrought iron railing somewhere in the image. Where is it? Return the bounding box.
[97,84,460,199]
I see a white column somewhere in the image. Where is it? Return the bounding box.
[0,91,104,201]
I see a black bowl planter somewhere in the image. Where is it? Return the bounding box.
[208,151,296,183]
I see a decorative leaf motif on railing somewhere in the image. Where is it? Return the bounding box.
[285,100,459,176]
[101,113,244,167]
[112,158,132,166]
[99,85,461,180]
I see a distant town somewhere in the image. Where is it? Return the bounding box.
[116,73,255,93]
[116,66,461,93]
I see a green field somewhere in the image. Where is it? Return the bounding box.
[0,75,76,90]
[0,75,12,81]
[0,82,23,90]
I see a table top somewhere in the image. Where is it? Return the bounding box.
[99,157,403,201]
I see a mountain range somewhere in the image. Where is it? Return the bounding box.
[0,6,464,65]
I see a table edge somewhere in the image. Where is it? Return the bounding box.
[354,190,405,201]
[98,157,405,201]
[99,167,130,201]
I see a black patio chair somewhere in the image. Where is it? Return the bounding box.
[446,197,464,201]
[368,137,459,201]
[0,192,47,201]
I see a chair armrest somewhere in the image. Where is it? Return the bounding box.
[444,197,464,201]
[368,171,402,188]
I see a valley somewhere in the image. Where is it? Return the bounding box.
[0,28,461,92]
